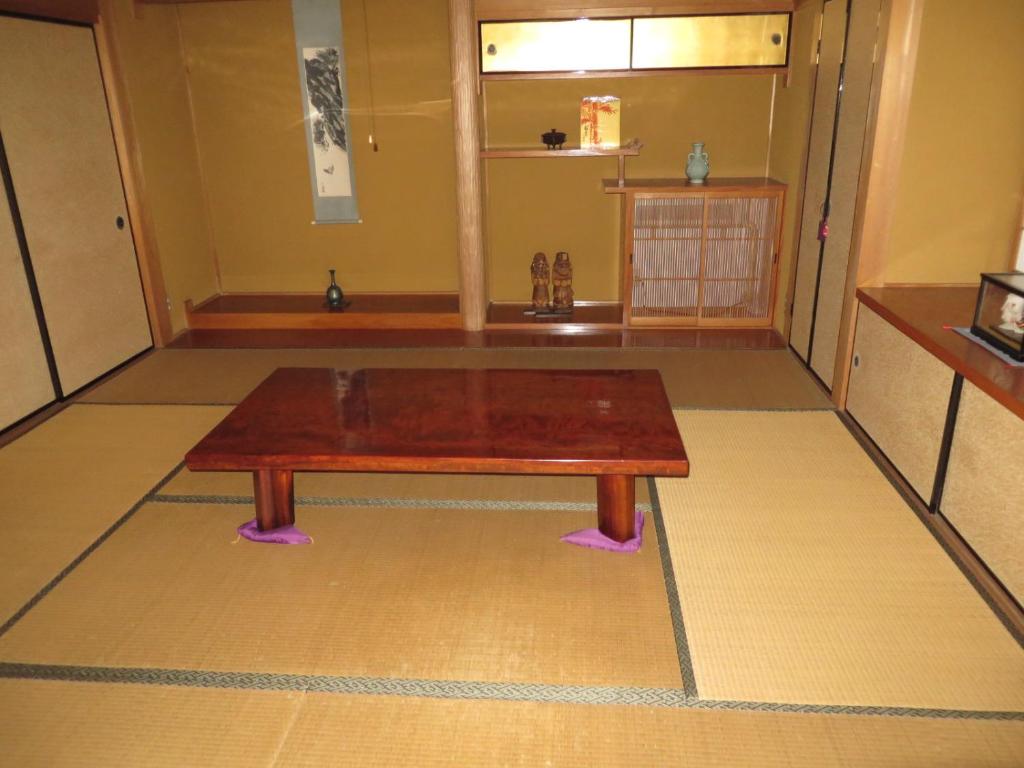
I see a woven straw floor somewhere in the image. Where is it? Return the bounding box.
[657,410,1024,711]
[79,347,833,410]
[2,679,1022,767]
[1,354,1023,764]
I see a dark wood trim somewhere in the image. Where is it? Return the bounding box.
[928,373,963,513]
[0,0,96,24]
[0,130,63,401]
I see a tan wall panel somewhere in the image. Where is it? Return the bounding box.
[176,0,460,295]
[0,180,55,430]
[485,75,774,302]
[0,18,151,394]
[942,381,1024,604]
[846,304,951,501]
[884,1,1024,282]
[808,0,881,388]
[788,0,845,360]
[106,0,220,335]
[766,1,819,334]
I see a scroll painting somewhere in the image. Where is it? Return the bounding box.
[292,0,359,223]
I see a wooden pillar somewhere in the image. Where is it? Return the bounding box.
[831,0,924,408]
[448,0,486,331]
[94,0,174,346]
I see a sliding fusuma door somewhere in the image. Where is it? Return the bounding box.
[0,15,151,398]
[0,159,56,430]
[789,0,880,390]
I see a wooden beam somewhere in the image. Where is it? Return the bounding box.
[475,0,794,20]
[94,0,174,346]
[0,0,97,23]
[449,0,487,332]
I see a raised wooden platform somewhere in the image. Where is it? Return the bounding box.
[167,327,787,350]
[185,293,462,331]
[486,301,624,330]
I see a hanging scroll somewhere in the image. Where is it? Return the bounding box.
[292,0,360,223]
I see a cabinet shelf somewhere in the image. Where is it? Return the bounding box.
[481,140,642,186]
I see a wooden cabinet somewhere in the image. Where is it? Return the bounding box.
[846,304,954,502]
[846,288,1024,616]
[608,178,784,327]
[941,381,1024,604]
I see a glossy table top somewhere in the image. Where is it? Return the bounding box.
[185,368,690,476]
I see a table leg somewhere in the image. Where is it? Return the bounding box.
[597,475,635,542]
[254,469,295,531]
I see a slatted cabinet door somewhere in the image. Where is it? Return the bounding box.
[624,183,784,327]
[628,194,705,323]
[0,17,151,395]
[701,193,780,323]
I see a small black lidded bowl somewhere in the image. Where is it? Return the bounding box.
[542,129,566,150]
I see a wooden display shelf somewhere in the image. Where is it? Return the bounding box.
[482,140,641,187]
[185,292,462,331]
[856,286,1024,421]
[486,301,624,330]
[603,176,786,194]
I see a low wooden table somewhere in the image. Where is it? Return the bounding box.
[185,368,689,542]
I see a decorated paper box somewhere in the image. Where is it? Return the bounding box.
[580,96,620,149]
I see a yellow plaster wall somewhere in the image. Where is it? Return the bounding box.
[175,0,459,294]
[484,75,774,302]
[883,0,1024,284]
[766,1,819,331]
[106,0,219,334]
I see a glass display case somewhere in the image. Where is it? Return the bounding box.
[971,272,1024,361]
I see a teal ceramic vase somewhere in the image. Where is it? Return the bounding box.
[686,142,710,184]
[326,269,344,308]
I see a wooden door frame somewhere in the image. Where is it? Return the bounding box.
[830,0,923,407]
[94,0,173,346]
[0,0,173,346]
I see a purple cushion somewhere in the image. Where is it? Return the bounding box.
[237,518,312,545]
[560,509,644,553]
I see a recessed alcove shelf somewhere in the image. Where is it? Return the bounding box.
[480,140,642,187]
[185,293,462,330]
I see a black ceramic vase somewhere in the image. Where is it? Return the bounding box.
[326,269,344,308]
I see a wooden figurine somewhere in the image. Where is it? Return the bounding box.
[552,251,574,311]
[530,252,550,309]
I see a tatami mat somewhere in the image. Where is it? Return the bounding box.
[657,410,1024,712]
[0,404,230,623]
[2,679,1023,767]
[160,466,652,506]
[80,348,833,410]
[0,502,681,689]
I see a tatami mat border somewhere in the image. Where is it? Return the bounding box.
[647,477,698,699]
[0,462,185,639]
[1,663,1021,721]
[5,409,1020,723]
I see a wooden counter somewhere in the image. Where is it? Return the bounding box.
[857,286,1024,421]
